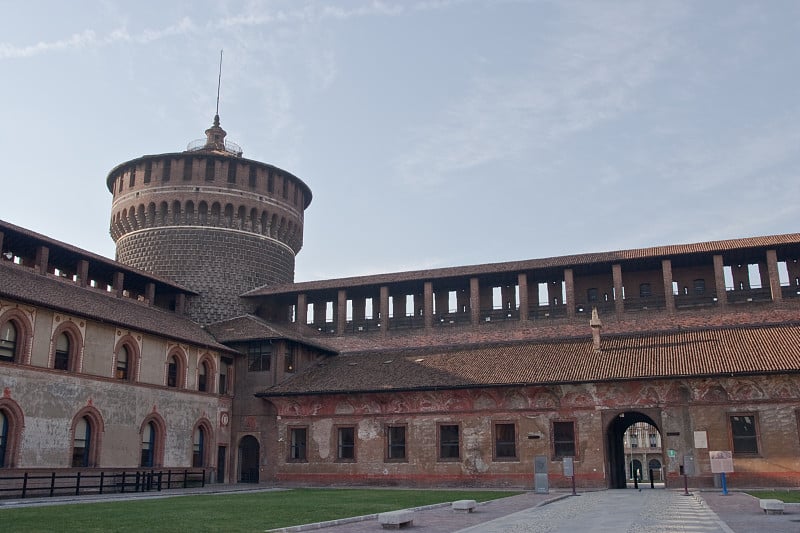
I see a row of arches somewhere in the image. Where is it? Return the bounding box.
[0,398,215,470]
[110,200,303,252]
[0,311,231,394]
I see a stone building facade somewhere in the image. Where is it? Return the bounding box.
[1,115,799,490]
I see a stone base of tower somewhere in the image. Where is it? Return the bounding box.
[116,227,295,324]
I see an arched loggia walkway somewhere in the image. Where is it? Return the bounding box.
[606,410,665,489]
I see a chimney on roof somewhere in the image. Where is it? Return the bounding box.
[590,306,602,351]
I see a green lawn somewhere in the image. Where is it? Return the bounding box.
[0,488,522,533]
[747,490,800,503]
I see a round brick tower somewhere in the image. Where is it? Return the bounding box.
[106,115,311,325]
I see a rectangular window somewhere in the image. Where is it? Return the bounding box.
[118,175,124,191]
[205,159,215,181]
[129,168,136,187]
[289,427,307,461]
[282,178,289,198]
[267,171,274,193]
[285,344,295,373]
[639,283,651,298]
[494,423,517,459]
[438,424,460,461]
[386,425,407,461]
[249,166,257,187]
[730,414,759,455]
[337,427,355,461]
[247,342,271,372]
[553,420,576,458]
[183,158,193,181]
[693,279,706,295]
[144,161,152,183]
[227,162,237,183]
[162,160,171,182]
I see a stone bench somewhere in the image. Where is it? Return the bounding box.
[759,499,785,515]
[378,510,414,529]
[452,499,478,513]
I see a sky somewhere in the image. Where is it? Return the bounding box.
[2,0,799,282]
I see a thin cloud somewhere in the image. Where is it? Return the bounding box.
[394,2,685,186]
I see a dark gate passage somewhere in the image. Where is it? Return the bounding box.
[238,435,260,483]
[606,411,663,489]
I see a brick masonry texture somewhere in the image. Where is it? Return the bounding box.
[116,227,294,324]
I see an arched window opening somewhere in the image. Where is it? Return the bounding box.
[0,322,17,361]
[116,345,129,380]
[193,427,205,467]
[72,416,91,467]
[54,333,70,371]
[219,358,232,395]
[167,355,179,387]
[198,361,208,392]
[141,421,156,467]
[0,411,7,467]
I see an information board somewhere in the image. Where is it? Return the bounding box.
[709,450,734,473]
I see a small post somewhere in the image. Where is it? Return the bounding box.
[75,471,81,496]
[571,473,577,496]
[121,471,127,493]
[157,471,163,492]
[49,472,56,497]
[633,471,638,489]
[22,472,28,498]
[100,471,105,494]
[649,469,655,489]
[720,472,728,495]
[683,472,689,496]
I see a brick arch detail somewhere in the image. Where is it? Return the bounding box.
[139,412,167,467]
[0,308,33,365]
[113,334,141,382]
[70,405,105,467]
[192,417,215,468]
[197,353,217,393]
[165,346,188,389]
[50,320,84,372]
[0,397,25,468]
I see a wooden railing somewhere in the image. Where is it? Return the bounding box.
[0,468,206,499]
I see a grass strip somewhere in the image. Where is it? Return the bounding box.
[746,490,800,503]
[0,488,523,532]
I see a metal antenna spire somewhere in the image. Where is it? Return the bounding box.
[215,50,223,120]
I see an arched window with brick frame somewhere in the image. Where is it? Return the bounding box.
[166,347,187,388]
[51,322,83,372]
[197,354,216,393]
[0,310,32,364]
[139,413,166,468]
[0,398,24,468]
[114,336,140,382]
[192,419,214,468]
[70,406,104,467]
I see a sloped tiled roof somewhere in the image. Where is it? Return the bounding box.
[258,323,800,397]
[244,233,800,296]
[205,315,338,353]
[0,262,230,352]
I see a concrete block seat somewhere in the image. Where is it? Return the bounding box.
[452,499,478,513]
[378,510,414,529]
[759,499,785,514]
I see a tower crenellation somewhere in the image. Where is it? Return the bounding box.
[106,115,312,324]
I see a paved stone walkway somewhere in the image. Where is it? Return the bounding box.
[456,490,733,532]
[282,489,800,532]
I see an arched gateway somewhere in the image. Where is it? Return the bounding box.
[238,435,260,483]
[605,410,664,489]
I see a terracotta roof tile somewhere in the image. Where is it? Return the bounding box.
[205,315,338,352]
[258,323,800,397]
[0,262,230,352]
